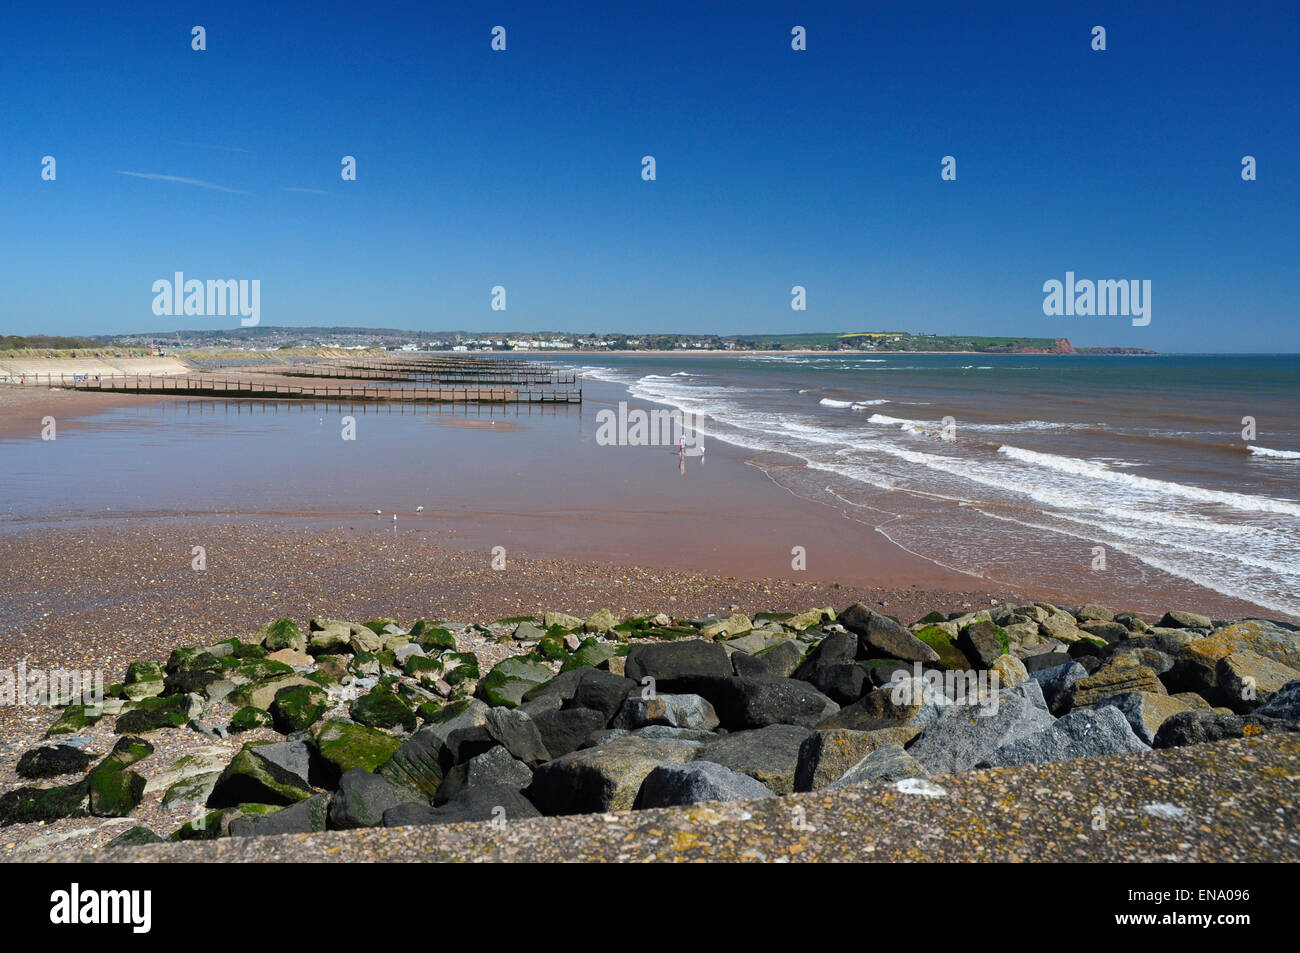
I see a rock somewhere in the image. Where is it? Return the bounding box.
[1030,661,1088,716]
[160,771,222,809]
[1069,656,1165,709]
[698,676,839,730]
[477,655,553,708]
[143,747,228,796]
[693,725,813,795]
[258,618,307,653]
[270,684,329,733]
[47,704,103,735]
[840,604,940,663]
[794,727,923,791]
[906,682,1056,775]
[87,760,146,817]
[701,614,752,639]
[584,608,619,633]
[511,620,547,642]
[385,784,541,827]
[229,706,275,732]
[528,735,697,814]
[612,694,720,731]
[911,625,971,671]
[1079,621,1129,644]
[229,675,320,711]
[957,621,1009,668]
[445,708,551,768]
[122,661,165,700]
[230,791,331,837]
[977,706,1148,768]
[531,708,609,759]
[830,743,928,787]
[1075,604,1116,623]
[310,721,397,776]
[1023,651,1073,674]
[787,608,831,631]
[207,743,314,808]
[350,690,418,732]
[1160,610,1213,629]
[1039,611,1086,643]
[544,611,585,631]
[16,744,95,779]
[0,781,89,827]
[1216,651,1300,711]
[377,729,450,801]
[624,641,732,693]
[267,648,313,668]
[749,640,805,678]
[104,826,164,848]
[433,746,533,805]
[1093,691,1191,744]
[793,632,868,703]
[329,769,417,829]
[1152,710,1245,748]
[1255,680,1300,722]
[115,693,200,733]
[558,638,617,672]
[638,761,775,808]
[565,669,637,723]
[991,654,1028,688]
[817,678,948,732]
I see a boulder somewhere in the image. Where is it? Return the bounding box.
[384,784,541,827]
[906,682,1056,775]
[531,708,609,759]
[957,621,1008,668]
[829,743,927,787]
[1069,656,1164,709]
[990,654,1028,688]
[1093,691,1191,745]
[0,780,89,827]
[207,743,314,808]
[329,769,418,829]
[637,761,775,808]
[270,684,329,733]
[817,678,948,732]
[612,693,720,731]
[624,641,732,693]
[15,744,95,780]
[697,676,839,730]
[258,618,306,653]
[794,727,923,791]
[839,604,940,663]
[434,746,534,806]
[1216,651,1300,712]
[1159,610,1212,629]
[230,792,330,837]
[701,614,753,639]
[528,735,697,814]
[313,720,402,775]
[350,690,418,732]
[977,706,1148,768]
[1030,661,1088,716]
[445,708,551,768]
[693,724,813,795]
[1255,680,1300,722]
[567,669,638,722]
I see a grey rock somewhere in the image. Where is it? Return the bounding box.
[839,604,941,663]
[1030,661,1088,716]
[906,682,1057,775]
[696,676,839,730]
[830,743,928,787]
[230,792,330,837]
[531,707,608,758]
[611,693,720,731]
[693,724,813,795]
[976,706,1148,768]
[637,761,775,808]
[1255,680,1300,722]
[383,784,540,827]
[528,735,697,814]
[433,746,533,806]
[16,744,95,780]
[329,769,419,829]
[624,641,732,692]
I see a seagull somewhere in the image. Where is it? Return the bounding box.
[416,506,424,512]
[392,514,397,524]
[375,509,382,515]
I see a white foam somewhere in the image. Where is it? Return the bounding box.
[1250,446,1300,460]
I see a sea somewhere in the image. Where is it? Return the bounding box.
[574,353,1300,619]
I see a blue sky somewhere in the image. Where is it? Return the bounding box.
[2,1,1297,351]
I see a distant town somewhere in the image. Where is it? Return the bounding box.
[1,328,1156,356]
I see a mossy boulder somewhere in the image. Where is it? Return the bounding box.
[537,636,568,661]
[115,694,196,733]
[47,703,103,736]
[174,803,281,841]
[230,657,295,683]
[477,656,552,708]
[104,826,164,848]
[411,621,457,652]
[229,675,318,710]
[258,618,306,653]
[270,684,329,733]
[0,780,90,826]
[206,745,314,808]
[913,625,972,671]
[639,626,696,641]
[439,652,480,686]
[122,661,165,700]
[229,706,275,733]
[350,691,418,732]
[88,761,146,817]
[313,720,402,774]
[560,638,616,672]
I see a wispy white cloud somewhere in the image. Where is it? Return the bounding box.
[114,171,252,195]
[280,186,333,196]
